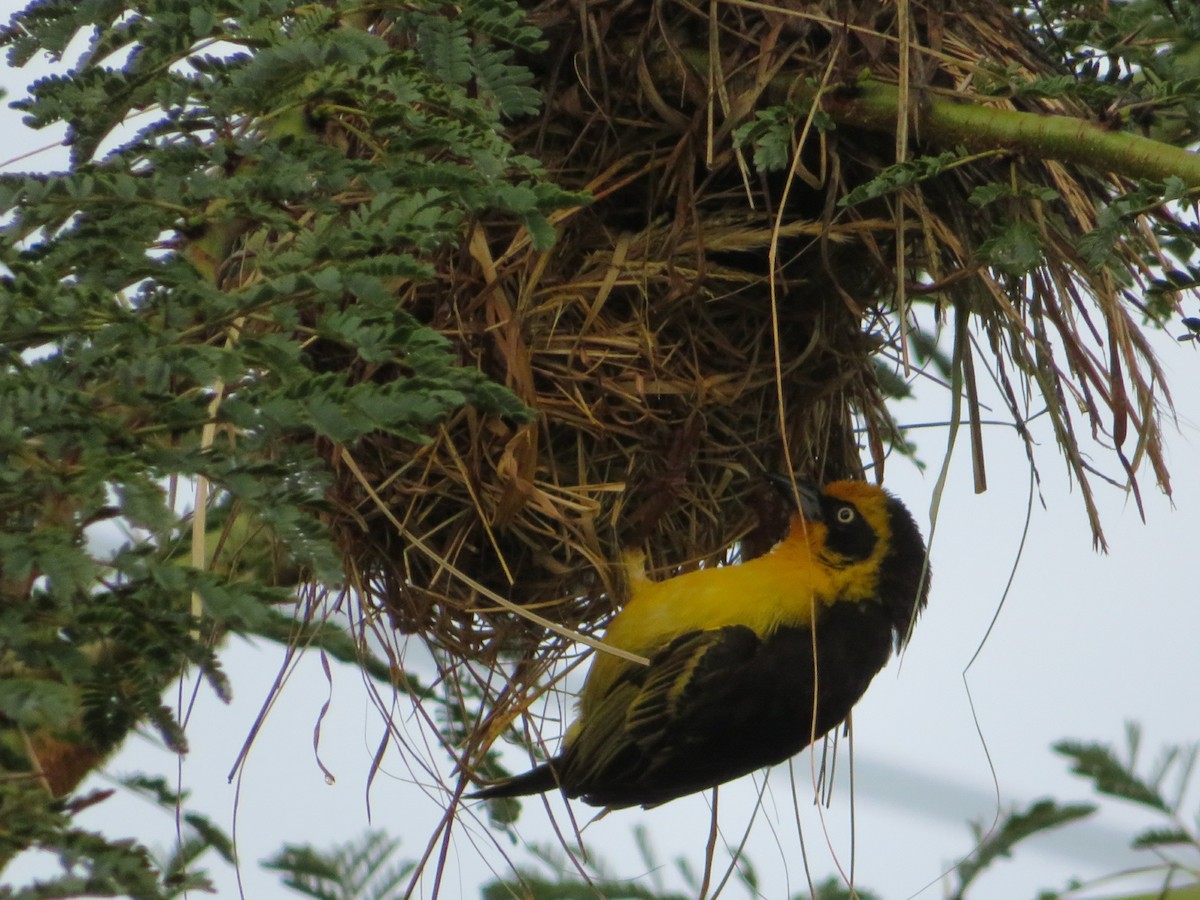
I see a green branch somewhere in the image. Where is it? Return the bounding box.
[667,44,1200,187]
[823,80,1200,188]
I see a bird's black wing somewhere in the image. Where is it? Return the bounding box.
[559,625,793,807]
[560,600,897,809]
[465,632,747,805]
[467,631,749,806]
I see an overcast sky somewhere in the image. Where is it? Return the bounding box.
[4,22,1200,900]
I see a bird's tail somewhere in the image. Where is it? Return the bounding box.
[469,763,560,800]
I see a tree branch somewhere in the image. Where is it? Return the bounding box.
[664,43,1200,187]
[822,80,1200,188]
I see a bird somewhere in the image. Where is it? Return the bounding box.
[471,477,930,809]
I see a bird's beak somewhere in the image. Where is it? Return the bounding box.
[764,473,824,522]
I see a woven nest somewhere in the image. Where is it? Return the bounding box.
[324,0,1173,705]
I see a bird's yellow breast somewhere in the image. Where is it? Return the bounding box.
[579,517,882,714]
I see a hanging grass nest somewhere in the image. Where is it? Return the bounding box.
[323,0,1179,705]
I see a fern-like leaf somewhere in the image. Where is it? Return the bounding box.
[1055,740,1169,811]
[954,799,1097,899]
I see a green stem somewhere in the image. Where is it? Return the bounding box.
[666,43,1200,186]
[823,80,1200,187]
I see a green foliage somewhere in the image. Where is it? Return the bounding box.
[0,0,575,885]
[969,182,1062,208]
[120,775,236,893]
[0,679,76,730]
[951,725,1200,900]
[732,102,823,172]
[480,831,693,900]
[951,799,1098,900]
[1075,177,1191,272]
[838,150,967,207]
[978,219,1046,277]
[1036,726,1200,899]
[1056,723,1200,815]
[481,873,690,899]
[263,831,416,900]
[840,0,1200,312]
[1148,268,1200,330]
[249,729,1200,900]
[810,876,881,900]
[475,826,875,900]
[0,776,234,899]
[1056,741,1168,811]
[259,825,887,900]
[1024,0,1200,146]
[971,171,1194,292]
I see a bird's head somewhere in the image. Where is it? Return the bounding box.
[767,475,931,647]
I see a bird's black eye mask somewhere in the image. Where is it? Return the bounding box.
[815,496,878,562]
[763,474,879,562]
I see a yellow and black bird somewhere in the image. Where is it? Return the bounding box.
[473,478,930,809]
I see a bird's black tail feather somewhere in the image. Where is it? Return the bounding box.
[469,763,560,800]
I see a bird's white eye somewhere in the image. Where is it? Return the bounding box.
[836,506,856,524]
